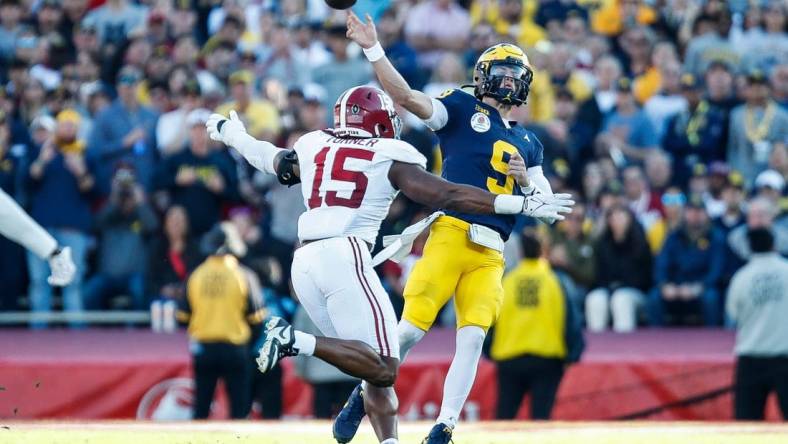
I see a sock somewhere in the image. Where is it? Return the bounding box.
[380,439,398,444]
[293,330,316,356]
[436,326,486,429]
[397,319,426,362]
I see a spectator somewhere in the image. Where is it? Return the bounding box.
[403,0,470,70]
[591,55,622,115]
[87,66,158,191]
[649,195,725,326]
[291,20,332,71]
[258,130,307,296]
[644,149,672,194]
[623,165,663,240]
[714,172,747,289]
[595,78,659,164]
[772,63,788,109]
[83,165,158,310]
[177,222,265,420]
[586,205,652,333]
[154,109,239,236]
[148,205,202,304]
[683,13,738,77]
[753,169,785,204]
[727,228,788,420]
[292,306,359,419]
[23,111,99,328]
[0,109,27,309]
[662,73,727,187]
[258,22,311,89]
[310,24,372,121]
[643,60,686,139]
[547,203,595,311]
[423,53,466,98]
[215,70,281,142]
[727,70,788,183]
[492,230,584,419]
[0,0,22,63]
[547,88,598,179]
[376,7,422,90]
[156,79,203,156]
[648,187,687,253]
[729,194,788,260]
[82,0,146,47]
[740,2,788,75]
[704,59,739,114]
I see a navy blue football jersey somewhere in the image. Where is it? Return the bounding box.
[434,88,544,240]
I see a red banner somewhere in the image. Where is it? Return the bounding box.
[0,330,781,421]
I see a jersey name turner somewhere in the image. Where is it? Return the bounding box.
[294,130,426,244]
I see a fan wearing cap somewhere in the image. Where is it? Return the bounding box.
[23,107,101,327]
[649,194,725,327]
[156,80,204,156]
[595,77,660,164]
[154,109,239,236]
[215,70,281,142]
[662,73,728,187]
[86,65,158,189]
[728,70,788,182]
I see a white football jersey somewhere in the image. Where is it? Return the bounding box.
[294,130,427,244]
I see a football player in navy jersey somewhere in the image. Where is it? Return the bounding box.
[336,12,575,444]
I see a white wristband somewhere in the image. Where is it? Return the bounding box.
[494,195,525,214]
[363,42,385,62]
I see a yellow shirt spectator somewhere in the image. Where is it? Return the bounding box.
[492,258,567,361]
[178,254,265,345]
[216,70,281,140]
[591,0,657,36]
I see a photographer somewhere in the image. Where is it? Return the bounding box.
[84,164,158,310]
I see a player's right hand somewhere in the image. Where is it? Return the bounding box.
[522,192,574,222]
[48,246,76,287]
[346,11,378,49]
[206,110,247,147]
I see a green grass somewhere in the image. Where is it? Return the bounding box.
[2,421,788,444]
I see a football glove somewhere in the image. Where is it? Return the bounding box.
[521,190,574,222]
[48,246,76,287]
[206,110,247,147]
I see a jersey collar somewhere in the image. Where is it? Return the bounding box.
[478,98,518,129]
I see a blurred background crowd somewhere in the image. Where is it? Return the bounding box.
[0,0,786,336]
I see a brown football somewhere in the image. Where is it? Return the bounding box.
[325,0,356,10]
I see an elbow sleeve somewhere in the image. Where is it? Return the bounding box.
[527,166,552,195]
[422,98,449,131]
[232,132,287,175]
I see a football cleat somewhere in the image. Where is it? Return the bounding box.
[422,423,454,444]
[332,384,366,443]
[255,317,297,374]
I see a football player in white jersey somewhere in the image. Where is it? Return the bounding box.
[206,86,572,444]
[0,188,75,286]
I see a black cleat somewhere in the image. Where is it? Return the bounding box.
[255,317,297,373]
[332,384,366,443]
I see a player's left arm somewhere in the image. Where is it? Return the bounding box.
[206,111,301,185]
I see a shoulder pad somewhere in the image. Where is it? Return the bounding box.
[276,150,301,187]
[373,140,427,169]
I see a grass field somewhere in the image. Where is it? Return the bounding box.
[2,421,788,444]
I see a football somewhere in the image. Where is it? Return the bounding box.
[325,0,356,10]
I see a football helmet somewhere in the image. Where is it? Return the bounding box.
[474,43,534,106]
[333,86,402,139]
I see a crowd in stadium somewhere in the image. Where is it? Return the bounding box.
[0,0,786,334]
